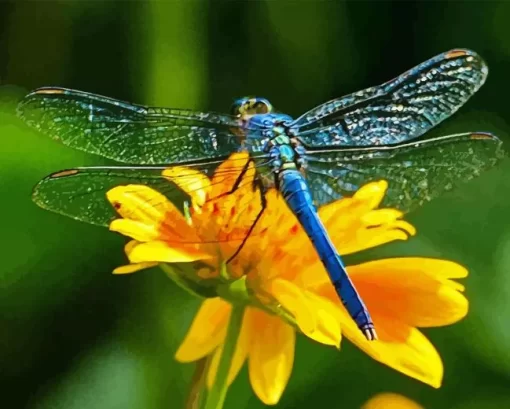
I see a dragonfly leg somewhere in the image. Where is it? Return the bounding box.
[229,156,254,192]
[226,175,267,264]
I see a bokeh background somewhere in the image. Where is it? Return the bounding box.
[1,1,510,408]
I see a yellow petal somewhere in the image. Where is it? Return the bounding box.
[260,250,304,283]
[296,261,333,290]
[268,278,317,336]
[209,152,253,198]
[113,262,157,274]
[112,240,159,273]
[311,181,417,256]
[303,292,342,346]
[316,181,387,226]
[206,307,252,388]
[348,258,469,327]
[360,208,404,225]
[107,184,197,240]
[248,309,295,405]
[391,220,417,236]
[340,308,443,388]
[162,167,210,208]
[337,226,415,256]
[109,219,159,242]
[319,181,387,227]
[107,184,171,221]
[176,298,231,362]
[362,393,424,409]
[123,239,139,255]
[127,240,211,263]
[196,186,266,265]
[318,198,362,229]
[353,180,388,208]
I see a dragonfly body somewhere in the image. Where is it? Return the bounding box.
[18,49,506,341]
[279,167,375,339]
[237,100,376,338]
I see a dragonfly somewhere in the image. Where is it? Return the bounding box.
[18,48,506,341]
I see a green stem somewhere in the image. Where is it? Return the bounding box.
[203,305,245,409]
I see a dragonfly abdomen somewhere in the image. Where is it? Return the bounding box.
[279,169,377,341]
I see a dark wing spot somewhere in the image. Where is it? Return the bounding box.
[50,169,80,178]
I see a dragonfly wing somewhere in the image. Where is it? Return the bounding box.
[292,49,487,147]
[34,166,175,226]
[304,132,506,212]
[17,87,259,164]
[33,155,273,228]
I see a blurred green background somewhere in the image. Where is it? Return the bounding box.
[1,1,510,408]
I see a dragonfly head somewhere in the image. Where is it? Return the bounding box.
[231,97,273,119]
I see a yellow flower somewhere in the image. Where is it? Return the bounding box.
[362,393,424,409]
[106,153,468,405]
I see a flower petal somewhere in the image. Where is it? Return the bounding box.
[295,262,332,290]
[265,182,413,265]
[206,307,252,388]
[362,393,424,409]
[310,181,417,256]
[307,257,468,328]
[109,219,159,242]
[162,167,211,208]
[113,262,157,274]
[112,240,159,273]
[348,258,469,327]
[127,240,211,263]
[337,224,415,256]
[209,152,253,198]
[107,184,197,240]
[303,292,342,346]
[308,258,467,386]
[360,208,404,225]
[248,309,295,405]
[340,308,443,388]
[353,180,388,208]
[268,278,317,336]
[175,298,231,362]
[317,181,388,225]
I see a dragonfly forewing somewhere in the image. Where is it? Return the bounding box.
[292,49,488,148]
[17,87,261,164]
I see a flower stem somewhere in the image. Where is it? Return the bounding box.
[203,305,245,409]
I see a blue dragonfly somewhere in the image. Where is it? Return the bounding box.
[18,49,506,341]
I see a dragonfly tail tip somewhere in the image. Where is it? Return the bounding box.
[362,326,378,341]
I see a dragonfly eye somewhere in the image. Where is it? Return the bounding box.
[231,97,273,117]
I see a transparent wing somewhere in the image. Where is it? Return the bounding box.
[304,132,506,212]
[292,49,488,147]
[17,87,263,164]
[32,155,273,229]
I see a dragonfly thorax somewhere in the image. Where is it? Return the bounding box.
[238,109,295,155]
[259,121,306,173]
